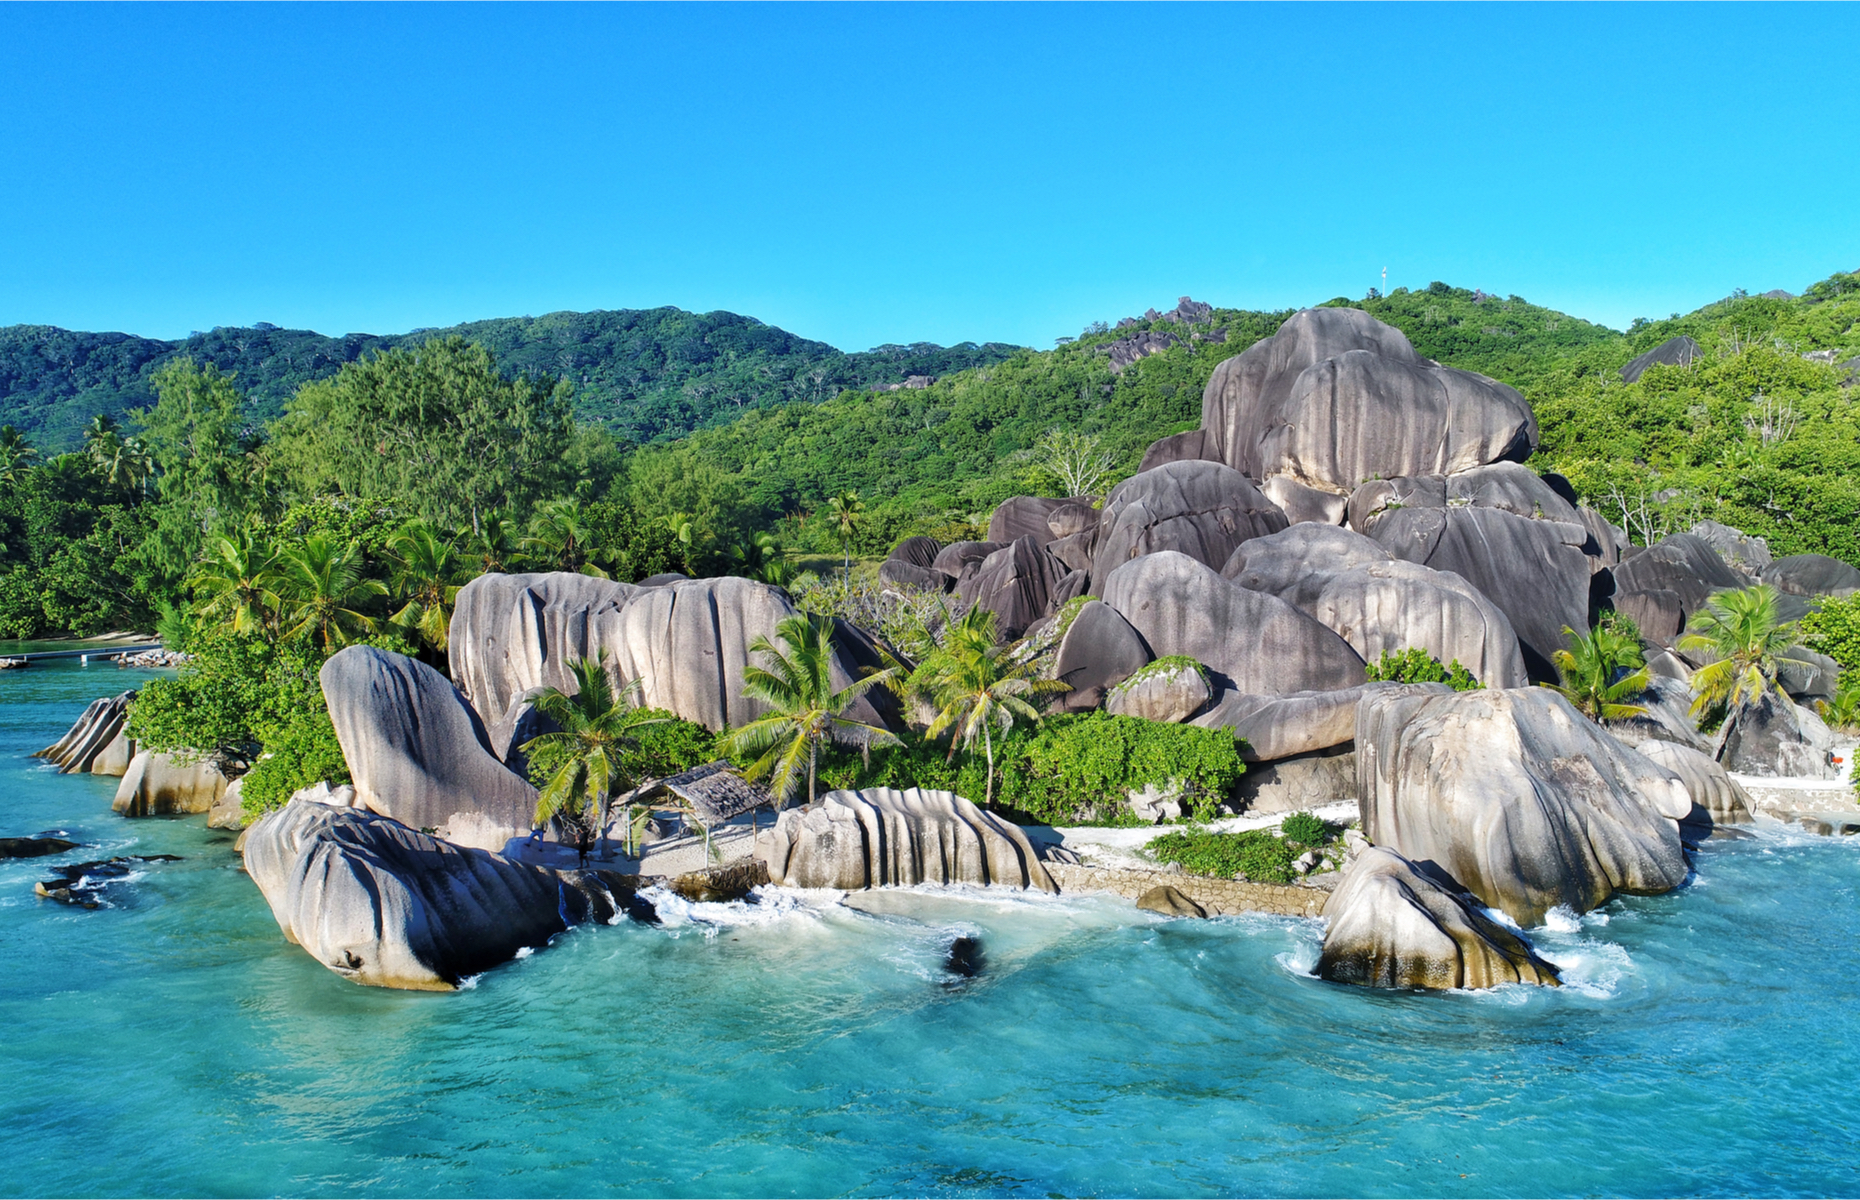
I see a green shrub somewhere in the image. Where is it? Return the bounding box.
[1801,594,1860,673]
[622,709,724,781]
[1278,810,1334,848]
[0,568,41,639]
[240,710,350,818]
[1365,646,1482,691]
[1147,827,1297,884]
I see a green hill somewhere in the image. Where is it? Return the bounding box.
[0,309,1021,449]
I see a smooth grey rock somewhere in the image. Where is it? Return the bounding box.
[886,535,944,571]
[1361,506,1591,683]
[1580,507,1627,570]
[1603,675,1710,753]
[1194,683,1396,761]
[1780,647,1841,702]
[485,686,557,775]
[1235,745,1358,814]
[1615,589,1685,645]
[242,799,646,991]
[1045,529,1097,574]
[1356,686,1691,925]
[1103,551,1366,699]
[1645,648,1693,684]
[1637,740,1754,824]
[1762,554,1860,598]
[207,777,246,831]
[1317,847,1561,990]
[1228,525,1526,688]
[764,788,1055,892]
[931,540,1003,579]
[321,646,538,852]
[1612,534,1749,618]
[1349,462,1581,531]
[1137,429,1212,473]
[112,750,231,817]
[878,559,954,592]
[1718,690,1840,779]
[1261,474,1349,526]
[35,691,135,776]
[1044,500,1099,541]
[1052,600,1152,711]
[1137,884,1208,918]
[988,496,1088,546]
[637,573,688,588]
[1090,461,1288,591]
[449,572,637,727]
[1619,335,1702,383]
[957,535,1067,641]
[1690,521,1771,575]
[1106,659,1211,724]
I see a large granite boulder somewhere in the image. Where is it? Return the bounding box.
[1106,658,1212,724]
[764,788,1055,892]
[1636,740,1754,825]
[931,540,1003,583]
[886,535,944,571]
[1615,589,1685,645]
[1193,683,1394,761]
[1348,462,1582,531]
[1718,690,1840,779]
[35,691,135,776]
[1358,506,1591,682]
[1233,747,1358,814]
[1090,461,1287,590]
[1690,521,1770,576]
[878,559,953,592]
[1317,847,1561,990]
[1612,534,1748,618]
[987,496,1094,546]
[112,749,232,816]
[1779,648,1841,703]
[1102,551,1366,698]
[243,799,646,991]
[1603,675,1710,753]
[321,646,539,851]
[1138,428,1212,473]
[1200,308,1536,509]
[1052,600,1152,711]
[957,535,1068,641]
[449,571,636,729]
[1619,335,1701,383]
[1356,686,1691,925]
[1762,554,1860,598]
[1226,525,1527,689]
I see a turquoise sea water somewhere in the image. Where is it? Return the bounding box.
[4,660,1860,1199]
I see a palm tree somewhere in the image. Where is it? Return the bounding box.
[722,613,899,809]
[190,526,280,636]
[520,654,664,862]
[729,531,794,587]
[913,606,1069,810]
[467,510,521,574]
[1546,623,1651,720]
[0,425,39,483]
[1678,584,1810,719]
[826,490,864,577]
[82,413,121,447]
[522,499,608,576]
[273,532,387,650]
[1817,680,1860,734]
[87,429,154,497]
[387,519,467,652]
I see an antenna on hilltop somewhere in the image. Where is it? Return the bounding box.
[1382,266,1387,296]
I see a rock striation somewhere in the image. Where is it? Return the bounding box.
[1090,461,1287,590]
[764,788,1055,892]
[112,750,231,817]
[1317,847,1561,990]
[1636,740,1754,826]
[35,691,136,776]
[243,799,649,990]
[1356,686,1692,925]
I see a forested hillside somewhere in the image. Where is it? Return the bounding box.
[0,309,1020,448]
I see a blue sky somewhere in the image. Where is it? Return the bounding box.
[1,3,1855,351]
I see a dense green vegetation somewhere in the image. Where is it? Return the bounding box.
[1364,648,1482,691]
[1146,813,1338,885]
[0,308,1020,449]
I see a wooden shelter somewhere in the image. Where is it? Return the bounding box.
[632,761,775,827]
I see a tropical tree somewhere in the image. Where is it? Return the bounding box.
[1029,428,1118,498]
[467,510,521,574]
[386,519,467,652]
[1546,624,1651,720]
[273,532,387,650]
[722,613,898,808]
[729,531,793,587]
[1817,676,1860,734]
[1678,584,1810,719]
[826,490,864,577]
[520,654,664,862]
[913,606,1069,809]
[523,498,608,576]
[189,526,280,636]
[84,422,154,497]
[0,425,39,483]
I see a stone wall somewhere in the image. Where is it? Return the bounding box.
[1046,862,1329,918]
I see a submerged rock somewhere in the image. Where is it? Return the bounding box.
[764,788,1055,892]
[1317,847,1561,990]
[942,935,986,982]
[0,836,81,859]
[33,854,183,908]
[1356,686,1691,926]
[243,799,652,991]
[1137,884,1208,919]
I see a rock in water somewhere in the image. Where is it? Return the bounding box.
[764,788,1056,892]
[1102,551,1366,698]
[321,645,539,851]
[112,750,231,817]
[34,691,135,775]
[1317,847,1561,990]
[1137,884,1208,919]
[1636,740,1754,825]
[1356,686,1691,926]
[942,935,986,982]
[0,836,81,859]
[1090,461,1288,591]
[243,799,651,990]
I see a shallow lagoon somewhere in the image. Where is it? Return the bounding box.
[4,660,1859,1198]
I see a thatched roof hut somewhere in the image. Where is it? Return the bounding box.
[633,761,774,826]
